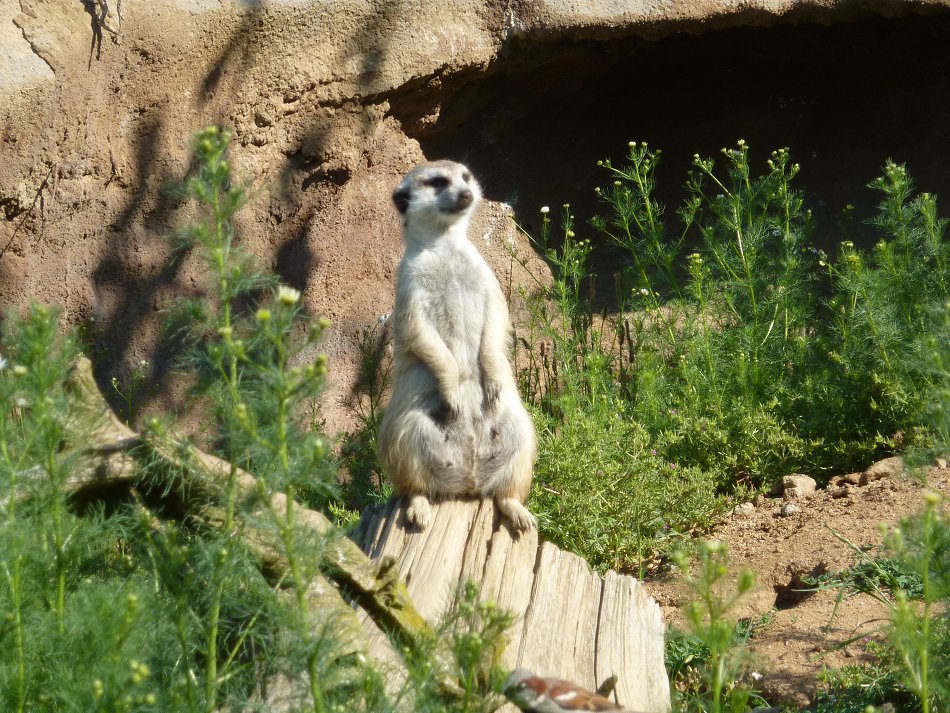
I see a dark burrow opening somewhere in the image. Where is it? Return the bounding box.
[389,9,950,260]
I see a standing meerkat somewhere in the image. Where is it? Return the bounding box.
[377,160,536,532]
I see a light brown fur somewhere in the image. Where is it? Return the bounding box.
[377,160,536,531]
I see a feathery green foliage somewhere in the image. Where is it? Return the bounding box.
[811,494,949,713]
[339,320,394,512]
[666,542,761,713]
[0,128,515,713]
[516,141,950,575]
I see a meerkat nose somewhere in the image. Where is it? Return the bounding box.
[457,189,474,209]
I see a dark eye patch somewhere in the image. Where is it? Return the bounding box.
[462,171,471,183]
[392,188,411,214]
[424,176,450,190]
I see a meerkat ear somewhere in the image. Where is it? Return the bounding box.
[392,188,411,214]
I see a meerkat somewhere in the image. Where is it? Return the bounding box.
[377,160,536,532]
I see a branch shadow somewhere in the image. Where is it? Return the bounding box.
[84,0,429,425]
[87,115,190,419]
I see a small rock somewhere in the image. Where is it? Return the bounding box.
[758,676,811,709]
[830,485,854,499]
[782,474,817,500]
[840,472,862,485]
[859,456,903,485]
[934,457,947,469]
[253,110,274,128]
[732,502,755,517]
[753,493,767,507]
[780,502,800,516]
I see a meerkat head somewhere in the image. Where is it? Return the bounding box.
[392,160,482,237]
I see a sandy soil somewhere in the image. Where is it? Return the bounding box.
[647,462,950,707]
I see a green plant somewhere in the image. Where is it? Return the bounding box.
[1,305,76,712]
[111,358,151,426]
[813,306,950,713]
[529,398,724,575]
[400,581,513,713]
[886,492,949,713]
[666,612,771,701]
[510,205,727,575]
[919,299,950,461]
[592,142,817,483]
[818,164,949,460]
[809,495,949,713]
[535,143,949,479]
[669,541,761,713]
[515,141,949,574]
[814,644,912,713]
[164,126,366,713]
[0,307,187,713]
[804,552,925,601]
[340,319,394,511]
[809,497,949,713]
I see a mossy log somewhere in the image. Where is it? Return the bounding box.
[59,356,668,711]
[61,356,435,665]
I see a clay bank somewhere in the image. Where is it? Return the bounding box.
[1,0,949,431]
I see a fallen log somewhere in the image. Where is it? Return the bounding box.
[56,356,669,712]
[59,356,441,671]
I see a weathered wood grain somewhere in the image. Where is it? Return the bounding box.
[596,570,669,711]
[463,504,538,670]
[357,497,671,712]
[519,543,602,688]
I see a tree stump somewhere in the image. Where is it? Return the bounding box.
[355,497,671,712]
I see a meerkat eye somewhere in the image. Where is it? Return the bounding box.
[462,171,471,183]
[425,176,450,190]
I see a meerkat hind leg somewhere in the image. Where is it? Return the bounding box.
[496,497,536,532]
[406,494,433,530]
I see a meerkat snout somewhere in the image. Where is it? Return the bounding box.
[450,188,474,213]
[391,160,482,231]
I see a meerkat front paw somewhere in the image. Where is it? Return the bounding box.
[406,494,433,531]
[432,392,461,425]
[482,378,501,411]
[496,497,536,532]
[439,385,462,423]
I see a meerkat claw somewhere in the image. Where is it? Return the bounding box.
[406,495,433,531]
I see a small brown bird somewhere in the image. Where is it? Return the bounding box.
[504,669,627,712]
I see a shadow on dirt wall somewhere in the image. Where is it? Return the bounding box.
[84,0,415,423]
[80,3,950,423]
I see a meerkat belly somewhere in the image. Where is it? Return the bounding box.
[424,264,486,380]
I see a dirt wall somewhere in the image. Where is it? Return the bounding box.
[1,0,948,433]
